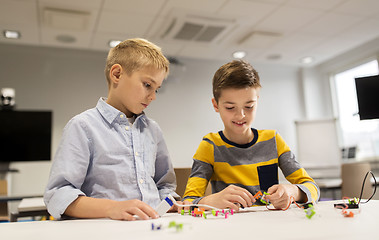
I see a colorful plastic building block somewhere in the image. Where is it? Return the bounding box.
[304,204,315,219]
[253,190,270,205]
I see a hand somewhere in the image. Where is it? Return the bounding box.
[199,185,255,211]
[166,200,182,213]
[176,200,192,213]
[265,184,305,209]
[106,199,159,221]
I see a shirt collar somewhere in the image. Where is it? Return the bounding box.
[96,97,147,125]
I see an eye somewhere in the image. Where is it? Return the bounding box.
[245,105,254,109]
[144,82,151,88]
[225,107,234,110]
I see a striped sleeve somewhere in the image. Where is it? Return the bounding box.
[182,138,214,203]
[276,132,320,203]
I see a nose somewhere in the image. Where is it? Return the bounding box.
[149,91,157,101]
[236,108,245,118]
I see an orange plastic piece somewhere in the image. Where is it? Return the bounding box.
[253,191,263,200]
[193,208,205,216]
[342,210,354,218]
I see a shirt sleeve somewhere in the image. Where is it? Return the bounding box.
[276,132,320,203]
[152,123,179,200]
[182,139,214,203]
[43,116,91,219]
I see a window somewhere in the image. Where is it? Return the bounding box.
[332,60,379,159]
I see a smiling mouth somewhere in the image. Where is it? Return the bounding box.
[142,103,148,108]
[233,121,246,126]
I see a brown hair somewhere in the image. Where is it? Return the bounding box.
[104,38,169,86]
[212,60,261,102]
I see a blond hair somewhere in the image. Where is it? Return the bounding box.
[104,38,169,85]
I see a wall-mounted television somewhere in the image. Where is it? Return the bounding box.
[355,74,379,120]
[0,110,52,164]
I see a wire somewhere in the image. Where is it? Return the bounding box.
[169,196,224,211]
[265,196,304,211]
[173,202,222,211]
[357,171,377,204]
[334,171,377,218]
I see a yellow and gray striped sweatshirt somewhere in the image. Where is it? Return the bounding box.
[183,129,320,204]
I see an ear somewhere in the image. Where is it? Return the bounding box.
[109,64,122,84]
[212,98,219,113]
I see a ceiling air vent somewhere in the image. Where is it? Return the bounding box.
[43,8,90,31]
[159,11,235,43]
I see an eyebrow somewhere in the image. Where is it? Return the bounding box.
[223,99,257,104]
[146,77,156,84]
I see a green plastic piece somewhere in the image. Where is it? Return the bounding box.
[169,221,176,228]
[304,206,315,219]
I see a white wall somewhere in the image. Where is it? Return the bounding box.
[0,43,305,201]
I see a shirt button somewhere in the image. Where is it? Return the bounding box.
[125,126,129,130]
[120,114,124,118]
[140,179,144,184]
[135,152,139,156]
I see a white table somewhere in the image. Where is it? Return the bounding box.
[1,200,378,240]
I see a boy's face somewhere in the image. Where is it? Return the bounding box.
[107,64,165,117]
[212,87,259,138]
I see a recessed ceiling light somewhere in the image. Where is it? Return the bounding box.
[232,51,247,59]
[3,30,21,39]
[300,56,314,64]
[108,40,122,48]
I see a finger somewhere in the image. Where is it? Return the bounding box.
[135,204,159,219]
[176,201,190,212]
[183,200,192,211]
[227,194,249,208]
[223,201,240,211]
[272,198,289,209]
[228,186,255,206]
[266,186,282,201]
[121,212,136,221]
[240,190,255,206]
[265,193,280,202]
[174,200,183,213]
[232,191,252,207]
[267,185,279,195]
[127,207,151,220]
[168,204,177,212]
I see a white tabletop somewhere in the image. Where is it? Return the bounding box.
[1,200,378,240]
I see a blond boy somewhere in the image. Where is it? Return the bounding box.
[182,60,319,210]
[44,38,178,220]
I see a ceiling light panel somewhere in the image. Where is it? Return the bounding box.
[44,8,90,31]
[3,30,21,39]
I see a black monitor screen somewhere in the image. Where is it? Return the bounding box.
[355,74,379,120]
[0,110,52,162]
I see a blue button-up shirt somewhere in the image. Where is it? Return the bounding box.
[44,98,177,219]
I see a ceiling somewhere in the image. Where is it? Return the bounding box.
[1,0,379,67]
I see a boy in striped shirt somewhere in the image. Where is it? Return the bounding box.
[182,60,319,210]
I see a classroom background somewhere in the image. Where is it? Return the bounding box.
[1,0,379,215]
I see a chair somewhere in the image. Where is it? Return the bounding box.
[0,180,9,221]
[341,162,373,199]
[174,168,211,198]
